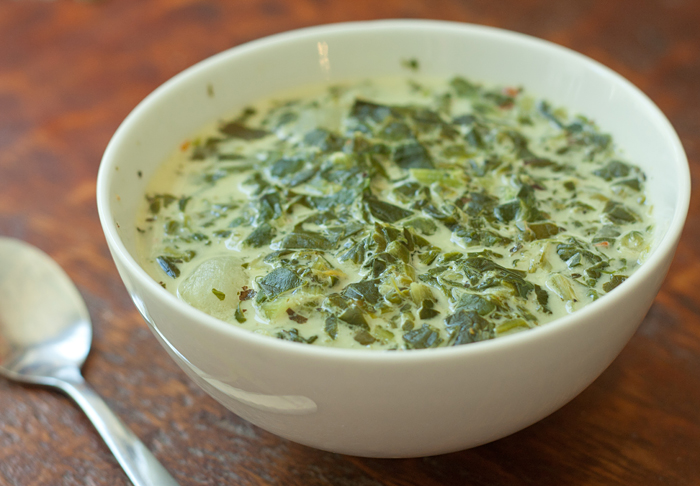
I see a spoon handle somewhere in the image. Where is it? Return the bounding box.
[56,373,180,486]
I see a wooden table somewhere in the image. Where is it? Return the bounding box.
[1,1,698,484]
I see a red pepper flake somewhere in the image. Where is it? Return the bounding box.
[594,241,610,247]
[180,140,191,152]
[503,86,521,97]
[286,308,308,324]
[239,287,256,301]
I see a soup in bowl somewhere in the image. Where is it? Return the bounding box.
[96,20,689,457]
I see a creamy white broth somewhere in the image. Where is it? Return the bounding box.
[136,76,653,350]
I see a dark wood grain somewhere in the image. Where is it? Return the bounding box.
[1,1,699,485]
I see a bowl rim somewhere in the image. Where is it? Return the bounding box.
[96,19,691,364]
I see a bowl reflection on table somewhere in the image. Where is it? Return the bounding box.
[96,20,690,458]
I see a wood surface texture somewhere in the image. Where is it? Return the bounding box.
[1,0,699,485]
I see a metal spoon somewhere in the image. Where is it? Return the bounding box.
[0,237,179,486]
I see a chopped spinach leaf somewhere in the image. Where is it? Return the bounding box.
[403,324,443,349]
[258,267,302,299]
[156,256,180,278]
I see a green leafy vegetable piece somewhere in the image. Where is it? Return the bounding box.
[325,316,339,339]
[453,225,512,248]
[584,261,610,280]
[405,107,443,126]
[258,267,302,299]
[190,137,222,160]
[276,328,317,344]
[452,114,476,126]
[287,167,317,187]
[464,126,487,149]
[243,222,276,248]
[566,252,582,268]
[418,300,440,320]
[469,157,501,177]
[338,305,370,330]
[350,99,394,123]
[604,200,639,224]
[612,178,641,191]
[255,192,283,223]
[279,232,335,250]
[275,111,298,127]
[163,220,181,235]
[306,189,359,211]
[286,308,308,324]
[603,275,628,293]
[403,217,437,236]
[217,153,245,161]
[495,319,531,334]
[493,200,520,223]
[300,210,335,226]
[270,157,305,178]
[242,172,269,195]
[146,194,177,215]
[219,121,269,140]
[484,89,515,108]
[320,162,366,186]
[342,279,381,305]
[463,192,499,217]
[178,196,191,211]
[454,293,495,316]
[524,157,562,170]
[557,237,603,264]
[535,285,551,313]
[337,239,366,265]
[156,256,180,278]
[393,142,435,169]
[403,324,443,349]
[529,222,563,240]
[324,293,350,311]
[538,100,565,128]
[380,121,413,141]
[444,310,494,345]
[592,225,621,245]
[385,240,409,263]
[392,181,424,204]
[354,330,377,345]
[234,302,246,323]
[516,184,545,222]
[401,58,420,71]
[461,257,534,299]
[593,160,631,181]
[303,128,344,152]
[450,77,480,98]
[365,197,413,223]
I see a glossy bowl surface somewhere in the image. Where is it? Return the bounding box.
[97,20,690,457]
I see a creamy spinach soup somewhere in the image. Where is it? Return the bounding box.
[136,76,653,350]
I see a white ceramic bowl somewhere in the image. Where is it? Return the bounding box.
[96,20,690,457]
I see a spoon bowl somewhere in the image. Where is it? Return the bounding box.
[0,238,91,385]
[0,237,178,486]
